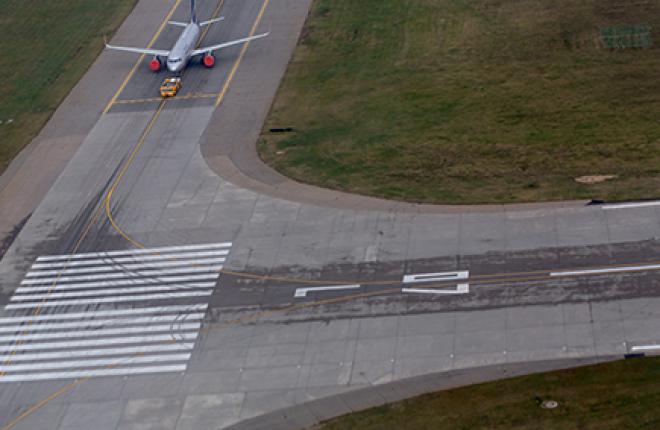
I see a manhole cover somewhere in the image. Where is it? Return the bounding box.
[541,400,559,409]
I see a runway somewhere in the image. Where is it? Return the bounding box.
[2,0,660,428]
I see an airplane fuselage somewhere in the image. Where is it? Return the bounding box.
[166,23,201,73]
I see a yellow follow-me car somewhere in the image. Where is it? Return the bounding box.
[160,77,182,98]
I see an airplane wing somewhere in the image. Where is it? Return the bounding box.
[191,32,269,56]
[105,43,170,57]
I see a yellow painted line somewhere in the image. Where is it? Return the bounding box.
[104,102,167,249]
[113,97,163,105]
[215,0,271,107]
[113,93,217,105]
[102,0,183,115]
[198,0,226,47]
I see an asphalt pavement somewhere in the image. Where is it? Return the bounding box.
[2,0,660,428]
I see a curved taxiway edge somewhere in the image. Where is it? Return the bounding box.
[225,356,616,430]
[198,0,589,215]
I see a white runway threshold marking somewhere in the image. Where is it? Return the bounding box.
[294,284,361,298]
[0,242,232,382]
[550,264,660,277]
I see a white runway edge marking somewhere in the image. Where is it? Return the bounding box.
[1,242,232,382]
[602,201,660,210]
[36,242,232,261]
[26,257,226,277]
[0,304,208,324]
[402,284,470,295]
[403,271,469,284]
[0,365,188,383]
[550,264,660,277]
[294,284,361,298]
[5,291,214,309]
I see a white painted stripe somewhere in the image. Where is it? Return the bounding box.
[402,283,470,295]
[403,271,469,284]
[12,284,216,301]
[0,364,188,382]
[0,333,198,352]
[31,250,230,269]
[0,343,195,362]
[26,258,226,277]
[0,323,201,343]
[21,266,223,284]
[0,314,205,333]
[0,304,207,324]
[37,242,233,262]
[17,281,217,294]
[21,265,222,285]
[602,201,660,210]
[15,275,219,292]
[0,353,191,372]
[630,344,660,352]
[5,291,213,309]
[550,264,660,277]
[294,284,361,298]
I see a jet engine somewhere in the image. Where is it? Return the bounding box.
[149,56,163,72]
[202,53,216,68]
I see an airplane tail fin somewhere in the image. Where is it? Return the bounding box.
[191,0,198,23]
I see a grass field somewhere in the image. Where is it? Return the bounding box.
[0,0,137,174]
[260,0,660,204]
[316,357,660,429]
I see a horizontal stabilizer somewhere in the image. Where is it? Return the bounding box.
[200,16,225,27]
[167,21,188,27]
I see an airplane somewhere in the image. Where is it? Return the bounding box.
[105,0,269,73]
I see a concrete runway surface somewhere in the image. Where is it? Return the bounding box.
[3,0,660,428]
